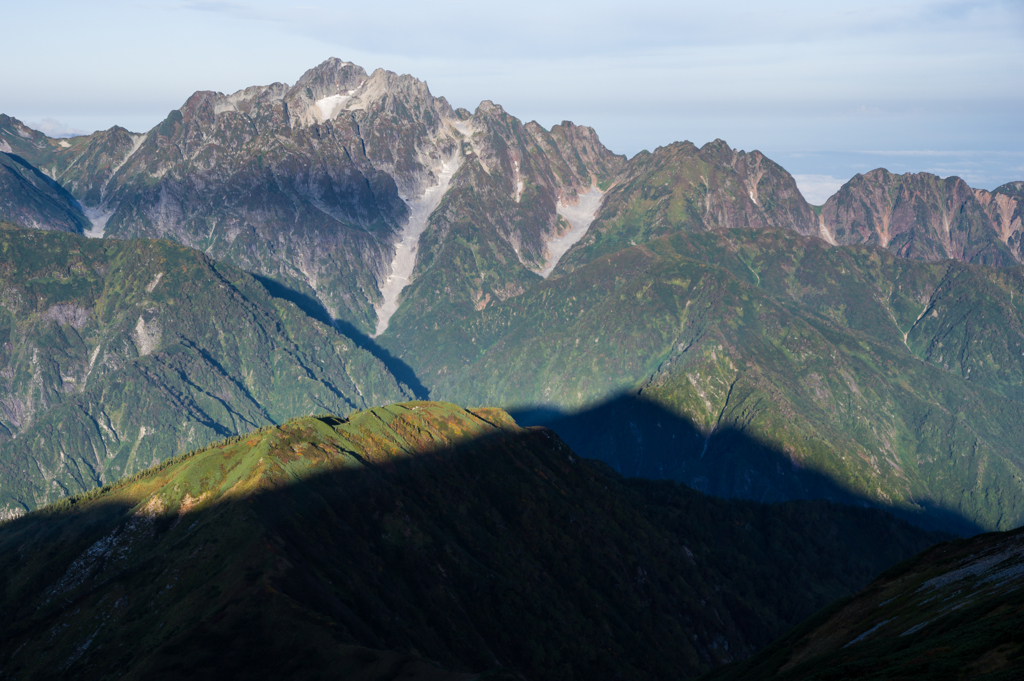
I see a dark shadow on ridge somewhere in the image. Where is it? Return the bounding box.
[0,152,90,233]
[0,411,950,681]
[508,393,985,537]
[3,153,84,207]
[251,273,429,399]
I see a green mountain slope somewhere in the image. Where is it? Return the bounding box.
[0,224,410,519]
[400,228,1024,533]
[704,525,1024,681]
[553,139,817,275]
[0,402,945,680]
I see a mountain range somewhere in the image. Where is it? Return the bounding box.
[1,56,1023,678]
[2,58,1022,534]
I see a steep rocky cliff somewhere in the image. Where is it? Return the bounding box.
[0,60,625,336]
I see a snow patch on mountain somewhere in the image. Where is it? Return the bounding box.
[82,206,114,239]
[817,214,837,245]
[314,93,353,122]
[374,154,462,336]
[536,186,606,278]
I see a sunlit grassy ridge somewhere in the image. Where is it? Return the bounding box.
[0,401,944,680]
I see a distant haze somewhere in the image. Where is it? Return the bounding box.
[3,0,1022,189]
[791,176,847,205]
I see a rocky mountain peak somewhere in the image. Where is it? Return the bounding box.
[821,167,1023,264]
[699,138,737,164]
[211,83,288,117]
[283,58,371,127]
[349,68,445,114]
[288,57,368,100]
[474,99,506,117]
[179,90,220,125]
[0,115,43,143]
[548,120,626,185]
[284,61,453,131]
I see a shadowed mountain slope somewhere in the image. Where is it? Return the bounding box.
[508,396,985,537]
[0,152,89,234]
[0,402,945,680]
[704,525,1024,681]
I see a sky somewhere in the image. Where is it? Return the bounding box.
[3,0,1023,202]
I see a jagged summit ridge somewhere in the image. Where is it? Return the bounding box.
[8,55,1019,350]
[821,168,1023,266]
[0,57,628,344]
[285,57,367,125]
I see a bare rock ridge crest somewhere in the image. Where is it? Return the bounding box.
[1,58,628,336]
[2,58,1021,342]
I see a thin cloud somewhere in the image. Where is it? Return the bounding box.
[26,118,89,138]
[161,0,1024,59]
[857,150,1024,157]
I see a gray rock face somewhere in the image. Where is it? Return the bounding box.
[3,59,1020,340]
[1,60,626,334]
